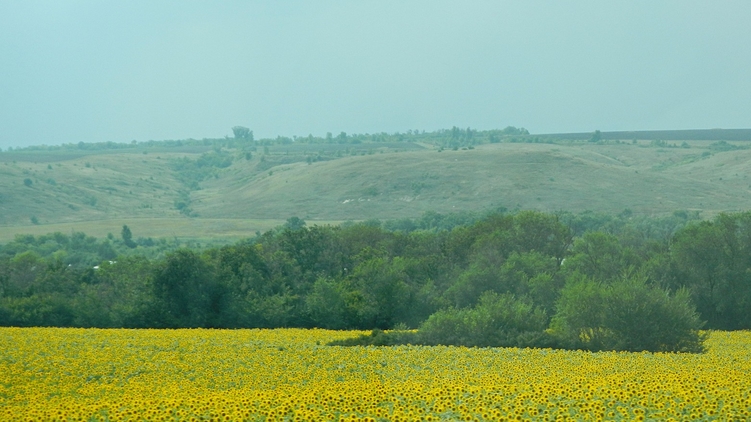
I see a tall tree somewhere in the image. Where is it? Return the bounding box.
[121,225,136,249]
[151,249,221,328]
[232,126,253,140]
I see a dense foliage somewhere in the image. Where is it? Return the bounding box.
[3,209,749,352]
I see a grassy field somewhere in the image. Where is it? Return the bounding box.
[1,327,750,420]
[194,140,751,220]
[2,139,751,241]
[0,218,314,243]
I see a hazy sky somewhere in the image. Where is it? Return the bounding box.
[1,1,749,149]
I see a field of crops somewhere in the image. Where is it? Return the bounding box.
[1,328,750,421]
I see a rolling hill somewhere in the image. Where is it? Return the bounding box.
[2,135,751,241]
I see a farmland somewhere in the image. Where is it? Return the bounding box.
[2,327,750,421]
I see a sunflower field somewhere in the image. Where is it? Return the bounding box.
[1,327,750,421]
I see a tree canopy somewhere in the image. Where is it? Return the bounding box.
[2,209,747,353]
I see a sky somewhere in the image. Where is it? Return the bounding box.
[1,1,750,149]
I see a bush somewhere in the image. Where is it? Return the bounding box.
[418,292,553,348]
[334,293,555,348]
[551,275,706,353]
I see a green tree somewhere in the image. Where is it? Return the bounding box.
[210,243,275,327]
[121,225,136,249]
[305,277,353,329]
[5,251,42,297]
[231,126,253,140]
[551,274,706,352]
[510,211,572,262]
[549,275,610,349]
[151,249,221,328]
[284,216,306,231]
[88,256,155,327]
[670,213,751,329]
[446,249,560,309]
[350,257,411,328]
[563,231,631,282]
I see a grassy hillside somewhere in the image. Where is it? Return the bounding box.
[2,136,751,241]
[193,140,751,220]
[0,151,188,225]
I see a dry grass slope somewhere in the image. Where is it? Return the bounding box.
[2,140,751,240]
[194,141,751,220]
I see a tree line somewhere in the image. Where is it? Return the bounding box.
[2,126,532,154]
[2,210,750,352]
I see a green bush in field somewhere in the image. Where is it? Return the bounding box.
[550,274,706,353]
[417,292,553,348]
[332,292,555,349]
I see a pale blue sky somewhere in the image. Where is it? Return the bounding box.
[1,1,749,148]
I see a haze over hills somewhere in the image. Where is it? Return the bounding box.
[2,128,751,241]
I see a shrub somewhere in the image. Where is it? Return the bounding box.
[330,293,554,349]
[551,275,706,353]
[418,292,552,348]
[330,292,555,347]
